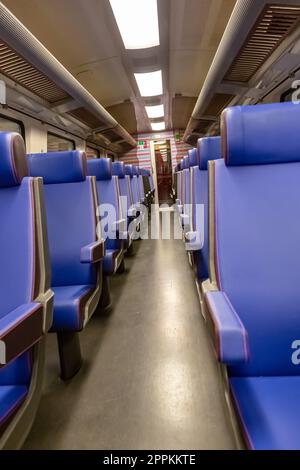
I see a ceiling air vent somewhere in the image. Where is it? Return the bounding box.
[0,42,69,103]
[224,4,300,83]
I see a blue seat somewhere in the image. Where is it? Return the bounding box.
[175,159,184,212]
[128,165,140,209]
[172,164,180,202]
[0,132,53,448]
[125,165,139,210]
[28,150,104,380]
[188,137,221,280]
[124,164,142,236]
[180,155,191,231]
[137,168,146,205]
[112,161,135,250]
[203,102,300,450]
[87,158,125,275]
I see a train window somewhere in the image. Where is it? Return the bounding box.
[47,132,75,152]
[86,145,100,159]
[0,114,25,139]
[281,89,294,102]
[107,153,115,162]
[280,85,300,103]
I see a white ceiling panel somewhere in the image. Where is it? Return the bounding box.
[169,0,236,95]
[170,50,215,96]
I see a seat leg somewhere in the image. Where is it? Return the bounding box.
[98,275,111,310]
[126,242,135,256]
[116,257,126,274]
[56,332,83,381]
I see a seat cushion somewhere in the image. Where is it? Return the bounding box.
[0,352,32,386]
[51,285,94,332]
[230,376,300,450]
[0,385,28,432]
[103,249,120,275]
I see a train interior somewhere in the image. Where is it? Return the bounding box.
[0,0,300,452]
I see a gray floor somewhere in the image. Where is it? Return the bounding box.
[23,234,237,450]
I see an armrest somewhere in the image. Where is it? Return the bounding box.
[0,302,43,366]
[80,240,105,264]
[204,291,249,364]
[185,231,203,251]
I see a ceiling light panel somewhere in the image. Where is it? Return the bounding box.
[145,104,164,118]
[134,70,163,97]
[151,121,165,131]
[109,0,160,50]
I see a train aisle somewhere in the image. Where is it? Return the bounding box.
[23,230,236,450]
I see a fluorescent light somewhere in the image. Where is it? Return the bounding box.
[109,0,159,50]
[151,121,165,131]
[134,70,163,97]
[145,104,164,119]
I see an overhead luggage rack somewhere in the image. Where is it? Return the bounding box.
[0,41,69,103]
[224,4,300,83]
[0,2,136,151]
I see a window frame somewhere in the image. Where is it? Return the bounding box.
[86,144,100,158]
[0,112,25,141]
[280,88,295,103]
[47,131,76,152]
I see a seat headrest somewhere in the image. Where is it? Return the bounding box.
[183,155,190,169]
[0,132,28,187]
[112,161,125,178]
[87,158,112,180]
[197,136,221,170]
[132,166,139,176]
[28,151,87,184]
[221,102,300,166]
[188,148,199,167]
[124,165,133,177]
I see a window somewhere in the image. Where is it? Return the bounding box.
[86,145,100,159]
[47,132,75,152]
[107,153,115,162]
[0,114,25,139]
[281,89,294,102]
[280,84,300,103]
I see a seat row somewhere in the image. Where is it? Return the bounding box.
[174,101,300,450]
[0,137,154,449]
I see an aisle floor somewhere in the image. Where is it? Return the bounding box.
[24,235,237,450]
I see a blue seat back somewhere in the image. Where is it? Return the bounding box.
[112,161,133,228]
[191,137,221,280]
[137,168,145,202]
[183,155,191,207]
[123,164,134,201]
[87,158,121,250]
[130,166,140,206]
[0,132,38,387]
[214,102,300,377]
[0,133,37,317]
[28,151,98,287]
